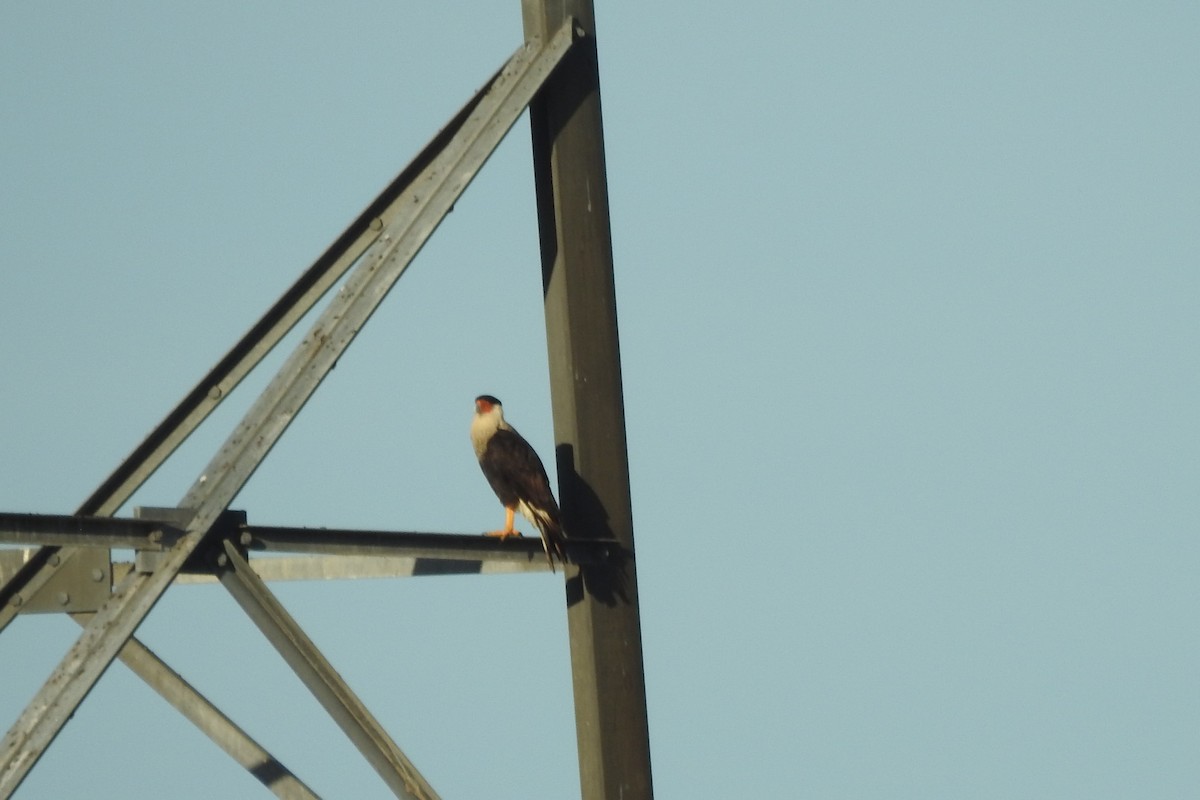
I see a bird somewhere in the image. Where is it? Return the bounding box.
[470,394,568,570]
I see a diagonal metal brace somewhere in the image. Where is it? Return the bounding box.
[69,614,322,800]
[177,16,579,514]
[0,513,220,797]
[217,540,438,800]
[71,24,575,522]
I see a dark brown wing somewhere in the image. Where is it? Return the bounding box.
[480,427,560,520]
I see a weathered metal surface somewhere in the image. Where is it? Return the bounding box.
[523,1,656,798]
[240,524,617,562]
[70,613,322,800]
[0,514,219,796]
[116,552,543,586]
[0,548,110,614]
[72,40,533,522]
[0,512,171,550]
[177,19,577,518]
[0,551,66,633]
[217,541,438,800]
[209,553,539,581]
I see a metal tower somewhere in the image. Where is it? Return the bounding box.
[0,1,653,797]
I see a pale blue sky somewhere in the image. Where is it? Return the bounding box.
[2,2,1198,798]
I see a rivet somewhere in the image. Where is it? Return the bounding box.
[48,554,61,567]
[208,385,224,400]
[91,568,106,582]
[10,595,23,607]
[57,592,70,606]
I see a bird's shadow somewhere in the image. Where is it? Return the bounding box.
[556,444,632,608]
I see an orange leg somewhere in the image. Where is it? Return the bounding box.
[484,506,523,540]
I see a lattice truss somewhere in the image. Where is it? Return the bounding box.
[0,6,652,797]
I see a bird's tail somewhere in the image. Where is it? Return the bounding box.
[534,518,568,573]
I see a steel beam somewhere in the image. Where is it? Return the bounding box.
[216,540,437,800]
[180,553,542,582]
[0,545,109,632]
[0,512,171,550]
[0,548,110,614]
[241,525,550,560]
[522,2,656,798]
[69,614,321,800]
[0,15,577,627]
[177,19,577,515]
[0,550,59,631]
[72,33,539,521]
[240,524,617,563]
[0,36,489,631]
[1,22,581,796]
[0,513,616,563]
[0,511,223,796]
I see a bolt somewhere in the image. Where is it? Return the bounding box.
[148,529,163,545]
[91,568,106,582]
[10,594,23,607]
[57,592,70,606]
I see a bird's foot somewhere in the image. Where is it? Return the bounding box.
[484,529,524,540]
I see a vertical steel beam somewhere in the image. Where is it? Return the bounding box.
[521,3,655,799]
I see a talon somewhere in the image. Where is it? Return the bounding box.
[484,529,524,540]
[482,506,524,541]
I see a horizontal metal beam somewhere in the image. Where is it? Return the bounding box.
[1,514,620,583]
[0,512,173,550]
[116,552,543,587]
[180,553,546,583]
[240,525,618,565]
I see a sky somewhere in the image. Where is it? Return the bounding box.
[2,2,1198,798]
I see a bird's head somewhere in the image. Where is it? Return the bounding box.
[474,394,503,418]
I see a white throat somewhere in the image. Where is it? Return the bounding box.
[470,406,505,458]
